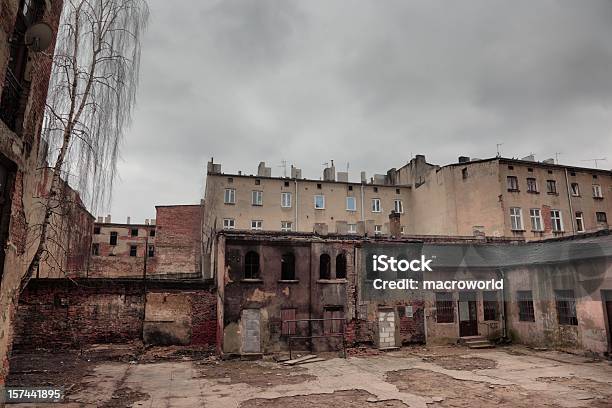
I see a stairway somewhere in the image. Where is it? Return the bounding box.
[459,335,495,349]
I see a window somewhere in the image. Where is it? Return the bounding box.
[314,195,325,209]
[281,253,295,280]
[374,225,382,235]
[393,199,403,214]
[244,251,260,279]
[227,177,233,183]
[255,179,261,185]
[252,190,263,206]
[592,184,603,198]
[347,224,357,234]
[94,226,100,234]
[319,254,331,279]
[555,290,577,325]
[461,168,468,179]
[346,196,356,211]
[348,185,353,191]
[575,212,585,232]
[570,183,580,196]
[129,245,137,257]
[91,243,99,256]
[526,178,538,193]
[317,183,322,189]
[507,176,519,191]
[324,306,344,334]
[224,188,236,204]
[483,291,498,321]
[336,253,347,279]
[373,187,378,193]
[401,226,406,235]
[546,180,557,194]
[372,198,381,213]
[596,212,607,223]
[284,181,290,187]
[223,218,235,229]
[281,192,292,208]
[281,221,293,231]
[517,291,535,322]
[109,231,118,246]
[551,209,563,232]
[510,207,523,231]
[281,308,296,336]
[131,228,138,237]
[529,208,542,231]
[149,229,156,237]
[251,220,262,230]
[435,292,454,323]
[148,245,155,258]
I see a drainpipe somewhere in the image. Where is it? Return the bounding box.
[294,179,299,231]
[360,184,365,223]
[564,168,576,234]
[498,268,508,341]
[142,235,149,341]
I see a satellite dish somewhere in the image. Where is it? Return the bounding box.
[25,22,53,52]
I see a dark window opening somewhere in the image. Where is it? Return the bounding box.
[462,168,468,179]
[596,212,607,223]
[517,291,535,322]
[91,243,99,256]
[526,178,538,193]
[507,176,519,191]
[149,229,155,237]
[129,245,137,257]
[255,179,261,185]
[109,231,118,246]
[373,187,378,192]
[546,180,557,194]
[435,292,454,323]
[396,188,400,194]
[131,228,138,237]
[317,183,322,189]
[324,306,344,334]
[483,291,498,321]
[593,174,598,179]
[245,251,260,279]
[319,254,331,279]
[508,165,514,170]
[555,290,578,325]
[0,161,15,279]
[281,253,295,280]
[281,308,296,336]
[284,181,290,187]
[227,177,233,183]
[94,226,101,234]
[148,245,155,258]
[348,185,353,191]
[335,253,347,279]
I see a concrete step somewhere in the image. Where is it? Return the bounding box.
[468,343,495,349]
[460,335,495,349]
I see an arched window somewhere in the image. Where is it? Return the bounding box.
[245,251,260,279]
[281,253,295,280]
[320,254,331,280]
[336,253,347,279]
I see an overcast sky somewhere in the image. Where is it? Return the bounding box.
[108,0,612,222]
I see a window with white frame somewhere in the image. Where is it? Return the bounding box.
[575,211,585,232]
[393,199,403,213]
[592,184,603,198]
[347,224,357,234]
[551,209,563,232]
[510,207,523,230]
[529,209,542,231]
[251,220,262,230]
[252,190,263,206]
[314,195,325,209]
[281,192,292,208]
[372,198,381,213]
[281,221,293,231]
[570,183,580,196]
[374,225,382,234]
[223,218,235,229]
[346,196,356,211]
[224,188,236,204]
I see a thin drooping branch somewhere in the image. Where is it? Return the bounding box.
[21,0,148,291]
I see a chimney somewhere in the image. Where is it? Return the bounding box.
[337,171,348,182]
[104,214,111,223]
[389,211,401,237]
[360,171,367,183]
[207,157,222,174]
[458,156,470,163]
[291,165,302,179]
[150,219,156,225]
[144,219,149,225]
[97,216,103,223]
[126,216,131,224]
[257,161,271,177]
[323,160,336,181]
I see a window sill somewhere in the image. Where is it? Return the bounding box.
[547,192,559,196]
[278,279,299,283]
[317,279,348,284]
[593,196,604,200]
[507,189,520,193]
[552,230,565,234]
[252,204,263,207]
[241,279,263,283]
[531,230,544,233]
[511,229,525,233]
[527,191,539,194]
[224,202,235,205]
[571,195,581,198]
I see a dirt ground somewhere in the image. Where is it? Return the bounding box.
[6,344,612,407]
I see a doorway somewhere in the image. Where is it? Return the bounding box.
[603,291,612,353]
[459,292,478,337]
[241,308,261,353]
[378,309,396,349]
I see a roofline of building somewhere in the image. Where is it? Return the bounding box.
[93,222,155,228]
[207,172,413,188]
[154,204,202,208]
[443,156,612,174]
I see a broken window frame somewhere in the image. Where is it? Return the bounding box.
[555,290,578,326]
[281,252,295,280]
[336,253,347,279]
[592,184,603,198]
[517,290,535,322]
[570,182,580,196]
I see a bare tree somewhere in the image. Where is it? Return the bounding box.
[21,0,149,290]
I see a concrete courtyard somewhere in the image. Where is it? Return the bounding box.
[6,345,612,407]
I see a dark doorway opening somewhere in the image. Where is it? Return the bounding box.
[458,291,478,337]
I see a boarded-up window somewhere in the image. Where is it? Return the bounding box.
[324,307,344,334]
[281,308,296,336]
[436,292,454,323]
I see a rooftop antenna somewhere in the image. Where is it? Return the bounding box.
[581,158,606,169]
[496,143,503,158]
[346,162,350,173]
[277,160,288,177]
[554,152,561,164]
